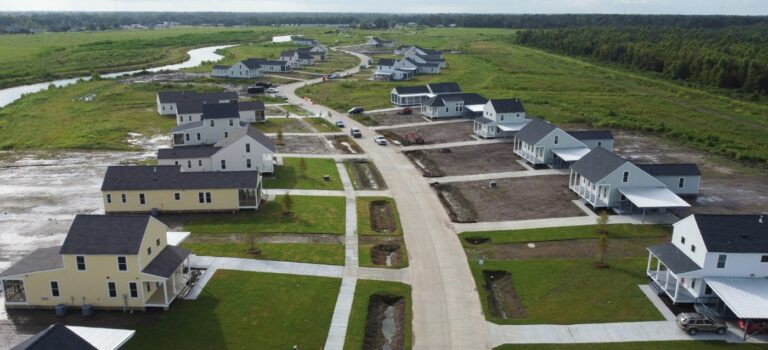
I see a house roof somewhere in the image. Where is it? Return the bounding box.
[378,58,396,66]
[0,246,63,277]
[157,146,219,160]
[280,50,298,58]
[202,102,240,120]
[647,243,701,274]
[705,278,768,319]
[489,99,525,113]
[142,245,191,278]
[213,65,229,70]
[570,147,628,183]
[426,93,487,107]
[635,163,702,177]
[567,130,614,141]
[514,118,556,145]
[12,323,97,350]
[240,59,264,69]
[393,86,429,95]
[693,214,768,253]
[101,166,260,191]
[59,215,152,255]
[427,82,461,94]
[459,93,489,105]
[176,100,204,114]
[423,96,444,107]
[242,58,289,67]
[156,91,237,104]
[214,125,276,152]
[171,121,203,133]
[239,101,265,111]
[297,52,313,60]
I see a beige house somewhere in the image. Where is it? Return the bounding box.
[101,166,262,213]
[0,215,190,311]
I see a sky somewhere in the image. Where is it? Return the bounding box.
[0,0,767,16]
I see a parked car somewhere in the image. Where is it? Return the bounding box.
[335,120,346,128]
[266,88,279,94]
[274,93,288,100]
[738,319,767,334]
[348,107,364,114]
[350,128,362,138]
[676,313,727,335]
[329,74,340,79]
[374,135,388,145]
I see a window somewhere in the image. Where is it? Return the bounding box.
[245,143,251,153]
[679,177,685,188]
[210,120,214,127]
[156,238,161,247]
[246,159,252,168]
[224,132,229,138]
[199,192,205,203]
[139,193,146,205]
[129,282,138,298]
[198,160,202,166]
[597,141,602,147]
[705,285,713,295]
[185,134,190,141]
[50,281,60,297]
[622,171,629,183]
[147,246,152,256]
[187,160,192,168]
[121,194,127,203]
[691,245,696,253]
[554,135,559,144]
[681,236,686,244]
[691,279,696,289]
[174,193,181,201]
[117,256,127,271]
[179,117,183,123]
[106,194,112,204]
[221,160,226,170]
[174,161,179,166]
[107,282,117,298]
[76,256,86,271]
[146,283,151,292]
[229,119,234,126]
[196,133,201,141]
[762,255,768,263]
[717,254,727,268]
[206,192,212,203]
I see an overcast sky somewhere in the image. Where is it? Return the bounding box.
[1,0,766,15]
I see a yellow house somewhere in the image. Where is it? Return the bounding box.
[101,165,262,213]
[0,215,190,311]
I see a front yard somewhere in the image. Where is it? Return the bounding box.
[264,157,343,190]
[181,241,345,265]
[125,270,340,349]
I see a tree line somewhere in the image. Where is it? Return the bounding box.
[515,25,768,94]
[1,12,767,34]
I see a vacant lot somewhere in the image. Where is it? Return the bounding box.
[264,157,343,190]
[357,197,403,236]
[255,118,315,133]
[275,135,336,154]
[359,235,409,269]
[406,143,524,177]
[344,160,387,190]
[126,270,340,349]
[329,135,365,154]
[437,175,585,222]
[459,224,671,246]
[353,110,426,127]
[344,280,412,350]
[384,121,475,145]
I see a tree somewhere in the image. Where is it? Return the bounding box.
[299,158,307,179]
[276,130,285,146]
[596,210,610,235]
[282,193,293,216]
[244,233,261,255]
[595,210,610,268]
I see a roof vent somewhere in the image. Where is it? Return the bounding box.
[153,166,157,173]
[741,233,748,239]
[760,215,764,224]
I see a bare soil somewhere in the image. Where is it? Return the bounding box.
[470,237,665,261]
[274,135,337,154]
[328,135,364,154]
[364,294,406,350]
[369,200,398,234]
[356,110,427,127]
[385,121,475,145]
[371,244,403,267]
[183,233,342,245]
[613,130,768,214]
[406,143,525,177]
[433,183,478,223]
[483,271,527,319]
[345,160,388,190]
[443,176,586,222]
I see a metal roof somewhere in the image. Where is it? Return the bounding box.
[571,147,627,183]
[706,278,768,319]
[141,245,190,278]
[618,187,691,208]
[12,323,97,350]
[101,166,260,191]
[0,246,63,277]
[60,215,152,255]
[647,243,701,274]
[171,121,203,133]
[551,147,591,162]
[694,214,768,253]
[66,326,135,350]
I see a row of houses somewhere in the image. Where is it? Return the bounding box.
[212,45,327,79]
[374,45,446,81]
[157,91,265,126]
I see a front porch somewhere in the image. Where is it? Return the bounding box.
[646,244,701,304]
[568,170,610,208]
[144,268,190,309]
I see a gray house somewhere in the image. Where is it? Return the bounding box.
[211,59,262,79]
[635,164,701,196]
[567,130,614,150]
[390,82,462,106]
[421,93,488,119]
[474,99,529,139]
[513,119,614,167]
[171,103,246,147]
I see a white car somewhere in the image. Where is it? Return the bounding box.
[374,135,388,145]
[266,88,279,94]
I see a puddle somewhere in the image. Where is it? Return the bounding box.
[464,237,491,245]
[340,141,357,154]
[364,294,405,350]
[483,270,526,319]
[371,244,401,267]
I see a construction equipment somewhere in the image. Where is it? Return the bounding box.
[404,130,425,145]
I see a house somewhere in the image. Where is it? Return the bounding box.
[568,147,691,213]
[474,99,530,139]
[291,36,317,46]
[12,323,135,350]
[235,58,292,73]
[635,164,701,196]
[295,49,315,66]
[394,45,412,55]
[309,45,328,61]
[175,100,263,126]
[0,215,191,311]
[367,37,394,48]
[389,82,462,106]
[156,91,237,116]
[512,119,615,165]
[157,125,276,174]
[407,52,447,68]
[394,57,440,74]
[374,58,414,81]
[171,102,245,146]
[101,166,262,213]
[567,130,615,151]
[646,214,768,338]
[211,59,263,79]
[421,93,488,119]
[280,50,301,68]
[239,101,266,123]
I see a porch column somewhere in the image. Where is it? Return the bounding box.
[647,252,653,275]
[673,275,680,301]
[664,269,671,294]
[162,281,168,306]
[172,274,177,295]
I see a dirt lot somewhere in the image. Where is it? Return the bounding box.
[345,160,387,190]
[436,175,586,222]
[405,143,525,177]
[354,109,426,127]
[613,130,768,214]
[384,121,475,145]
[364,294,406,350]
[274,135,338,154]
[328,135,364,154]
[468,237,664,261]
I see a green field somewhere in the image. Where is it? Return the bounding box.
[181,195,345,234]
[182,241,345,265]
[496,342,768,350]
[264,157,343,190]
[125,270,340,349]
[459,224,671,246]
[344,280,413,350]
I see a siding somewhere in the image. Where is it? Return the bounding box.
[103,188,242,213]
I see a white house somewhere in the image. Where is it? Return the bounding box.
[635,164,701,196]
[367,37,394,48]
[512,120,615,166]
[170,103,245,147]
[280,50,301,68]
[211,60,263,79]
[295,50,315,66]
[175,101,264,126]
[238,101,266,123]
[421,93,488,119]
[291,36,317,46]
[374,59,414,81]
[394,45,412,55]
[156,91,237,116]
[474,99,529,139]
[407,52,446,68]
[568,147,692,213]
[158,125,276,174]
[646,214,768,338]
[390,82,462,106]
[309,45,328,61]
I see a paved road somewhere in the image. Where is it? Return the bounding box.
[279,50,490,350]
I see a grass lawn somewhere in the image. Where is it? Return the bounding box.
[344,280,413,350]
[182,241,345,265]
[356,197,403,236]
[125,270,340,350]
[459,224,671,246]
[253,118,314,133]
[182,195,345,234]
[469,257,663,324]
[496,341,768,350]
[301,50,361,74]
[305,117,341,132]
[264,157,343,190]
[282,103,314,116]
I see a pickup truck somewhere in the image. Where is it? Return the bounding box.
[350,128,362,138]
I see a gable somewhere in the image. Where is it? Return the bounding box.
[537,128,587,148]
[603,161,665,186]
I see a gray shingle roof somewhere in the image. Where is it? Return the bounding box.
[647,243,701,274]
[514,118,556,145]
[459,93,489,105]
[570,147,628,183]
[202,102,240,120]
[393,86,429,94]
[176,100,204,114]
[423,96,444,107]
[214,125,276,152]
[567,130,614,141]
[101,166,260,191]
[240,59,263,69]
[243,58,289,67]
[12,323,97,350]
[635,164,702,177]
[157,146,219,160]
[280,50,297,58]
[239,101,265,111]
[427,82,461,94]
[157,91,237,104]
[0,246,63,277]
[142,245,191,277]
[378,58,396,66]
[490,99,525,113]
[694,214,768,253]
[171,121,203,133]
[59,215,151,255]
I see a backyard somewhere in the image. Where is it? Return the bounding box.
[264,157,343,190]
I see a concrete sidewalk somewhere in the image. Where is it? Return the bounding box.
[430,169,563,184]
[453,214,677,233]
[401,139,507,151]
[370,118,468,131]
[324,277,357,350]
[276,153,369,160]
[358,267,411,284]
[263,189,346,197]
